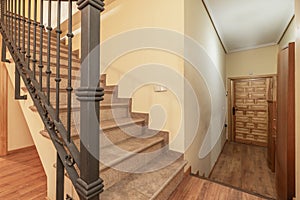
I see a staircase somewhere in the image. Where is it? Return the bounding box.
[0,1,187,199]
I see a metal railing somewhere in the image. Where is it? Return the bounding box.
[0,0,105,199]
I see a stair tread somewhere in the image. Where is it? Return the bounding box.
[100,150,187,200]
[100,117,145,130]
[98,136,165,171]
[54,102,129,111]
[64,117,145,138]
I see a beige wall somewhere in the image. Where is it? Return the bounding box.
[279,18,296,50]
[7,77,34,151]
[184,0,226,176]
[99,0,185,151]
[226,45,278,78]
[295,0,300,199]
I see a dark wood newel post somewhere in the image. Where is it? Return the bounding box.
[76,0,105,199]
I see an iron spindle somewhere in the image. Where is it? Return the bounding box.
[32,0,37,80]
[0,1,4,31]
[55,0,62,121]
[38,0,44,90]
[7,0,10,41]
[5,0,8,33]
[17,0,20,51]
[26,0,31,70]
[46,0,52,105]
[14,0,16,45]
[56,153,64,200]
[67,0,74,142]
[11,0,13,42]
[21,0,26,59]
[14,62,27,100]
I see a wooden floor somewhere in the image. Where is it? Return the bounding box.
[169,176,267,200]
[0,146,47,200]
[209,142,276,199]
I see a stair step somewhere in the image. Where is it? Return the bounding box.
[101,117,145,131]
[100,151,187,200]
[99,136,165,171]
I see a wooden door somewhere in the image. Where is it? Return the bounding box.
[276,42,295,200]
[232,77,271,146]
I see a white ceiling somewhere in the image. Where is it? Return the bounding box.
[203,0,294,53]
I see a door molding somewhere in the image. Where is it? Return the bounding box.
[0,62,8,156]
[227,74,276,143]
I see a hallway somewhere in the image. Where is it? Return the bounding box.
[0,146,47,199]
[209,142,276,199]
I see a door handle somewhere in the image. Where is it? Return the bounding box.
[233,107,236,115]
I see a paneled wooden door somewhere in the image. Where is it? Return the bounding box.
[232,77,273,147]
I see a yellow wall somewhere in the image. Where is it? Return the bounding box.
[0,35,34,151]
[295,0,300,198]
[226,45,278,78]
[99,0,185,151]
[184,0,226,176]
[279,18,296,50]
[7,77,34,151]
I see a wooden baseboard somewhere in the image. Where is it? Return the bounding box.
[184,166,191,177]
[8,145,36,154]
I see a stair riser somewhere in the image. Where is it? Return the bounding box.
[100,123,144,147]
[101,141,165,189]
[152,167,184,200]
[101,107,129,121]
[59,107,130,128]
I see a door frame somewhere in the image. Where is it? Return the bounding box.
[227,74,276,142]
[0,62,8,156]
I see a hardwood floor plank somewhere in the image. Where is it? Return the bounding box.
[209,142,276,199]
[0,147,47,199]
[169,176,266,200]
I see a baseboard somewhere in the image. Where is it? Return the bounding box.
[8,145,36,154]
[184,166,191,177]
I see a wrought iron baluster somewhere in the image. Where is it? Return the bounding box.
[38,0,44,90]
[76,1,105,199]
[26,0,31,70]
[14,0,16,45]
[67,0,74,142]
[32,0,37,80]
[21,0,26,59]
[11,0,13,42]
[55,2,64,198]
[17,0,21,51]
[7,0,10,40]
[55,0,61,122]
[5,0,8,33]
[0,1,4,29]
[46,0,52,105]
